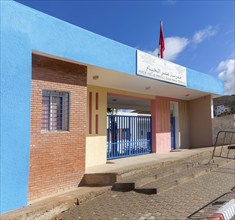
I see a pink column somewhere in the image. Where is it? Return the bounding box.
[151,96,171,153]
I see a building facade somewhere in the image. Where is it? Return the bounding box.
[0,1,223,214]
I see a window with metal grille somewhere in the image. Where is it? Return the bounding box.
[41,90,69,131]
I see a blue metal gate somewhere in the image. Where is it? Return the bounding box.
[171,116,176,150]
[107,115,152,159]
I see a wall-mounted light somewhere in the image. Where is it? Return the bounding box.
[92,75,99,80]
[145,86,151,90]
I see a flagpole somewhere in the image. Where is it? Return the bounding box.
[158,20,162,58]
[158,20,165,59]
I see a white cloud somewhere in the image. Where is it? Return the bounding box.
[149,37,189,61]
[164,37,189,61]
[192,26,218,44]
[147,25,217,61]
[217,59,235,95]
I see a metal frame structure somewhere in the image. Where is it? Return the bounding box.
[212,130,235,160]
[107,115,152,159]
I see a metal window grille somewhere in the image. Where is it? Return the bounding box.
[41,90,69,131]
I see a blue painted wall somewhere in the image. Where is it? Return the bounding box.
[0,0,223,214]
[7,1,137,75]
[187,68,223,95]
[0,1,136,214]
[1,2,32,213]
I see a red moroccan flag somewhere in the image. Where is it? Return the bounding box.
[158,21,165,58]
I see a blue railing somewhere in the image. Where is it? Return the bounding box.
[107,115,152,159]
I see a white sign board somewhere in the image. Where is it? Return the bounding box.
[137,50,187,86]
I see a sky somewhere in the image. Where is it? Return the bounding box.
[16,0,235,95]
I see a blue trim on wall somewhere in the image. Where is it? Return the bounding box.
[13,1,137,76]
[187,68,224,95]
[0,0,224,214]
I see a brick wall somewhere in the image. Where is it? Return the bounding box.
[29,54,87,201]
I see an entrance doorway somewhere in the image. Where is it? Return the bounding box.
[170,102,179,150]
[107,115,152,159]
[107,94,152,159]
[171,116,176,150]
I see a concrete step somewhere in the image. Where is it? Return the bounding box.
[82,150,213,187]
[82,147,232,188]
[135,157,232,194]
[116,149,214,180]
[120,146,233,186]
[113,155,232,193]
[117,153,214,187]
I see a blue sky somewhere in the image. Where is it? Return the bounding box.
[16,0,235,95]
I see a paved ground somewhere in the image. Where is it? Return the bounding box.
[1,147,219,220]
[58,160,235,220]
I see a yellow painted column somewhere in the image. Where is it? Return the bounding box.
[86,86,107,168]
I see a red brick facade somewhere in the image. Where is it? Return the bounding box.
[29,54,87,201]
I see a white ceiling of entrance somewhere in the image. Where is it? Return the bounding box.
[33,52,215,101]
[107,95,151,114]
[88,65,211,101]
